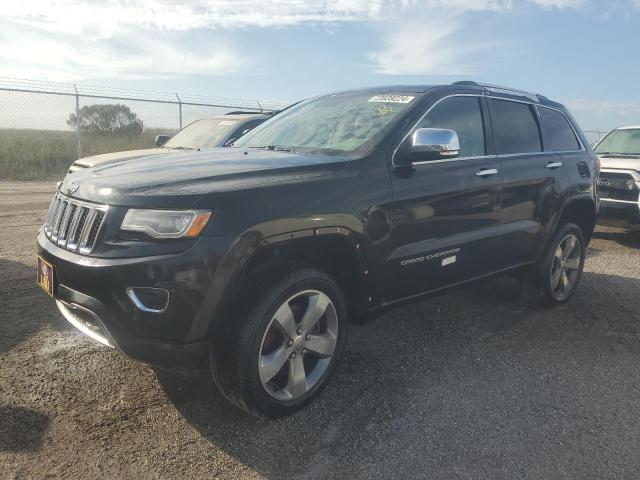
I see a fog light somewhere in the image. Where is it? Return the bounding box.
[126,287,170,313]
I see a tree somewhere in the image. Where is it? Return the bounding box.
[67,104,143,136]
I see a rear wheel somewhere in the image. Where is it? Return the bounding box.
[211,266,348,417]
[536,223,586,305]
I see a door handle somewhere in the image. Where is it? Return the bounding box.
[546,161,563,169]
[476,168,499,177]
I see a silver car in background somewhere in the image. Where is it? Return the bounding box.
[594,126,640,230]
[67,112,271,174]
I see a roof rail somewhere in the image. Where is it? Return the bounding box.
[452,81,546,102]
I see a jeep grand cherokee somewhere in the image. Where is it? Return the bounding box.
[37,82,598,417]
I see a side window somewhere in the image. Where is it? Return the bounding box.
[539,107,580,151]
[227,119,265,144]
[489,99,542,155]
[417,96,486,158]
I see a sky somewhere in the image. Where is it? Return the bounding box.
[1,0,640,132]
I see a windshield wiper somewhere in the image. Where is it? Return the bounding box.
[165,146,200,151]
[248,145,293,152]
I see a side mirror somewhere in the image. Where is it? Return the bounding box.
[155,135,171,147]
[410,128,460,160]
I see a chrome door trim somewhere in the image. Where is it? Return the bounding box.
[546,162,564,169]
[411,154,495,166]
[476,168,499,177]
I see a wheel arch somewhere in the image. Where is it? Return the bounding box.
[201,226,373,341]
[243,227,373,322]
[555,196,597,244]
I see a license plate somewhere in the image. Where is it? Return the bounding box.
[37,256,54,297]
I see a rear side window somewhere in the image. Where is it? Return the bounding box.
[417,96,486,158]
[489,99,542,155]
[539,107,580,151]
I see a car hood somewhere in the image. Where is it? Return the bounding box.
[61,147,347,207]
[599,155,640,172]
[73,148,169,169]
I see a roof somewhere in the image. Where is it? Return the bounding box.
[331,81,561,105]
[618,125,640,130]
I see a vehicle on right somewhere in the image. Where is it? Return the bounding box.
[594,126,640,230]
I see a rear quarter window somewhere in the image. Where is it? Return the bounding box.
[539,107,580,152]
[489,99,542,155]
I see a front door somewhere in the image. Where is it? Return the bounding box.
[384,94,501,302]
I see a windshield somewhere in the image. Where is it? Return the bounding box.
[164,118,241,149]
[596,128,640,155]
[234,93,417,154]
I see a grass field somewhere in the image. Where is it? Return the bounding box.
[0,128,172,180]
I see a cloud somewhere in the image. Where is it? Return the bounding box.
[367,1,508,76]
[0,0,628,81]
[368,18,495,75]
[564,98,640,131]
[0,23,242,82]
[565,98,640,116]
[529,0,585,8]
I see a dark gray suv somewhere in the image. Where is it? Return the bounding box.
[38,82,598,417]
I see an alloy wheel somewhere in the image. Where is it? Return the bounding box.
[258,290,338,401]
[550,234,582,298]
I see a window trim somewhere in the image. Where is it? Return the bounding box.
[391,93,489,167]
[391,93,585,168]
[535,104,585,154]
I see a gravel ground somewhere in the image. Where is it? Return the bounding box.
[2,180,640,479]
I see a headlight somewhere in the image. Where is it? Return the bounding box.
[121,209,212,239]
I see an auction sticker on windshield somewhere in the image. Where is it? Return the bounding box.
[368,95,415,103]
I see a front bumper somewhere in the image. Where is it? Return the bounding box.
[598,199,640,230]
[598,168,640,230]
[37,230,236,369]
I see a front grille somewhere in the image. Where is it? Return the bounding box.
[598,172,640,203]
[43,193,108,254]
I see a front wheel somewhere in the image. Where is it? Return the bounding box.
[536,222,586,305]
[211,266,348,417]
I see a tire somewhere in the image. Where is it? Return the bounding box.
[210,265,348,417]
[536,222,586,306]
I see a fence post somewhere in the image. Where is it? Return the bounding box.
[256,100,263,113]
[176,93,182,130]
[74,84,81,160]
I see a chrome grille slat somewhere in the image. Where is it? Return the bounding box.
[45,197,62,238]
[42,193,109,255]
[52,201,69,241]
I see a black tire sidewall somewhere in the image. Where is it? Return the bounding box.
[238,268,348,417]
[539,222,586,305]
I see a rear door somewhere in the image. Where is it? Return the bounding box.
[488,97,570,267]
[385,94,502,301]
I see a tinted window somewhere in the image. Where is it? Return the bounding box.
[489,99,542,155]
[227,119,265,144]
[165,118,242,149]
[417,96,486,158]
[539,107,580,151]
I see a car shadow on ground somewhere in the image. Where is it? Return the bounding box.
[592,227,640,249]
[0,258,72,355]
[156,271,640,478]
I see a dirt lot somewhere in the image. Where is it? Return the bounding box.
[2,180,640,479]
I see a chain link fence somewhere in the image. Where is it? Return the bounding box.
[583,130,609,145]
[0,78,288,180]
